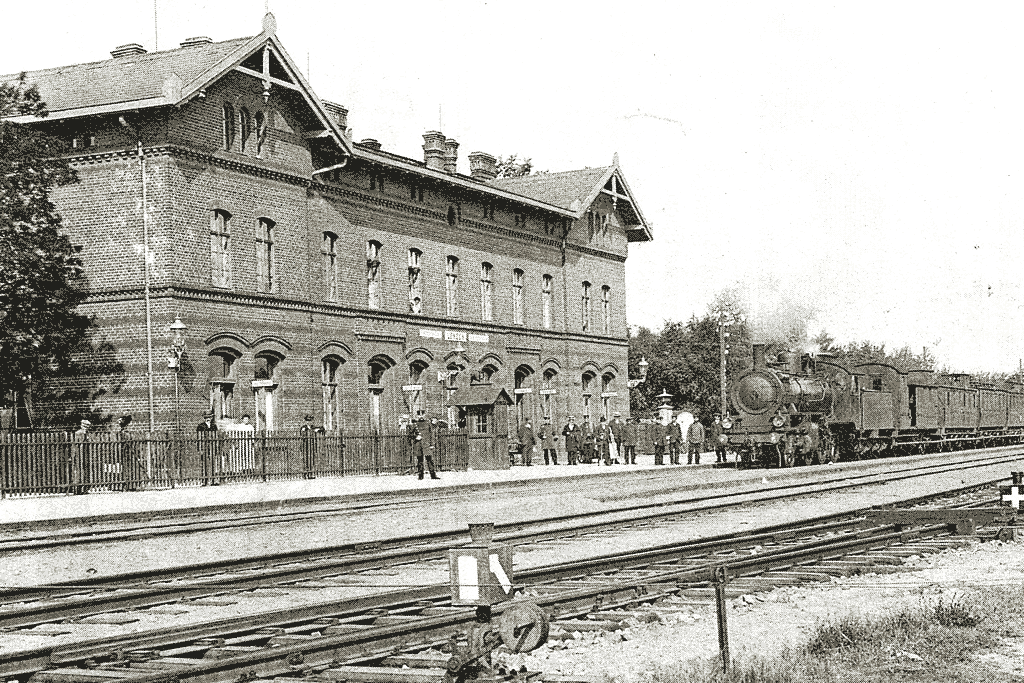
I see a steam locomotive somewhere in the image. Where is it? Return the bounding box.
[722,343,1024,467]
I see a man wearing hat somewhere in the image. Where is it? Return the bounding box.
[609,412,625,464]
[622,416,638,464]
[299,414,325,479]
[562,416,581,465]
[70,419,91,494]
[411,412,440,480]
[687,417,706,465]
[596,416,611,465]
[116,413,140,491]
[517,419,537,466]
[711,414,726,464]
[197,409,220,485]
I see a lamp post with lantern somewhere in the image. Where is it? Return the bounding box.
[167,316,188,436]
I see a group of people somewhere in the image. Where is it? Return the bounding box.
[515,413,639,466]
[650,413,728,466]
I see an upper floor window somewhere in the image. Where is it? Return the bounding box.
[210,209,232,288]
[408,248,423,314]
[581,281,591,332]
[322,232,338,301]
[222,104,235,151]
[255,111,267,155]
[256,218,275,293]
[512,269,525,325]
[542,275,553,329]
[446,256,459,316]
[602,285,611,334]
[480,262,493,322]
[239,107,252,154]
[367,240,382,309]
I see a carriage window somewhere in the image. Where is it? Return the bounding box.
[871,377,883,391]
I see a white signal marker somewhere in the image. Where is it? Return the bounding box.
[489,554,512,593]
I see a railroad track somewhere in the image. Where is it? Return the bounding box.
[0,448,1017,639]
[6,493,1008,683]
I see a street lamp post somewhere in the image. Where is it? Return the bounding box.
[714,308,744,418]
[167,316,188,436]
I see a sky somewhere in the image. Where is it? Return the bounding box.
[3,1,1024,373]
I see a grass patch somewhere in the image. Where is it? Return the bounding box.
[638,589,1022,683]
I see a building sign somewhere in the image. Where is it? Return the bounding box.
[444,330,468,342]
[514,388,533,394]
[601,392,618,398]
[539,389,557,395]
[468,333,489,343]
[419,329,443,339]
[420,328,489,343]
[402,384,423,391]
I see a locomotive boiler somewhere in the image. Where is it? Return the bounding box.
[723,343,1024,468]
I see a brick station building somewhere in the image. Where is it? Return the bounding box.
[4,14,652,436]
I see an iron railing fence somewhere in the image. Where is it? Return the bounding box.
[0,429,471,498]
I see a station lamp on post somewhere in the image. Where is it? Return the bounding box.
[627,357,650,389]
[167,316,188,436]
[714,307,745,419]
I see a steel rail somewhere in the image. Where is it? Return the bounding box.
[0,451,1015,634]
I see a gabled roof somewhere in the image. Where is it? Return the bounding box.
[490,156,652,242]
[2,13,353,158]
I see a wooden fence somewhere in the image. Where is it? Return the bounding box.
[0,429,470,498]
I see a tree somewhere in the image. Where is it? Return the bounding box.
[494,154,533,179]
[0,74,88,428]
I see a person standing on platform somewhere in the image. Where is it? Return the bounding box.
[653,417,668,465]
[70,419,91,495]
[609,412,625,464]
[413,413,440,479]
[668,415,683,465]
[518,420,537,466]
[116,414,138,491]
[539,421,558,465]
[196,410,220,485]
[687,418,706,465]
[582,418,596,464]
[622,417,638,464]
[711,414,726,463]
[299,414,323,479]
[562,416,582,465]
[596,416,611,465]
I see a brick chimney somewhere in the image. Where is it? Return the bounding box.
[442,138,459,174]
[468,152,497,181]
[422,131,446,171]
[111,43,147,58]
[322,101,349,131]
[179,37,212,48]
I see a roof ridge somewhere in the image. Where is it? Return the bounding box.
[2,35,254,79]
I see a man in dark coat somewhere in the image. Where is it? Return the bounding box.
[710,414,727,463]
[621,417,638,464]
[539,421,558,465]
[687,418,706,465]
[518,420,537,466]
[653,418,669,465]
[116,413,139,491]
[581,418,595,464]
[196,409,220,485]
[668,417,683,465]
[299,414,325,479]
[562,416,582,465]
[411,414,439,479]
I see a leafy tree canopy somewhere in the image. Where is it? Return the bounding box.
[494,154,533,179]
[0,74,89,419]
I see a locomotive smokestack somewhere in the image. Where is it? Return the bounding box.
[752,344,766,369]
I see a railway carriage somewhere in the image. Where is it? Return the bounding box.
[723,344,1024,467]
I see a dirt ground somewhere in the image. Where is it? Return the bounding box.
[504,538,1024,682]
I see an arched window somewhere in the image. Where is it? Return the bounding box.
[322,232,338,301]
[514,365,534,427]
[408,360,428,416]
[367,355,395,432]
[238,107,252,153]
[408,248,423,314]
[222,103,235,150]
[542,275,553,329]
[581,281,592,331]
[210,209,232,288]
[446,256,459,316]
[601,372,615,419]
[255,111,267,155]
[581,371,596,423]
[256,218,275,293]
[480,262,493,321]
[321,356,343,431]
[253,352,282,432]
[512,269,525,325]
[367,241,382,309]
[208,349,239,421]
[602,285,611,334]
[542,368,557,423]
